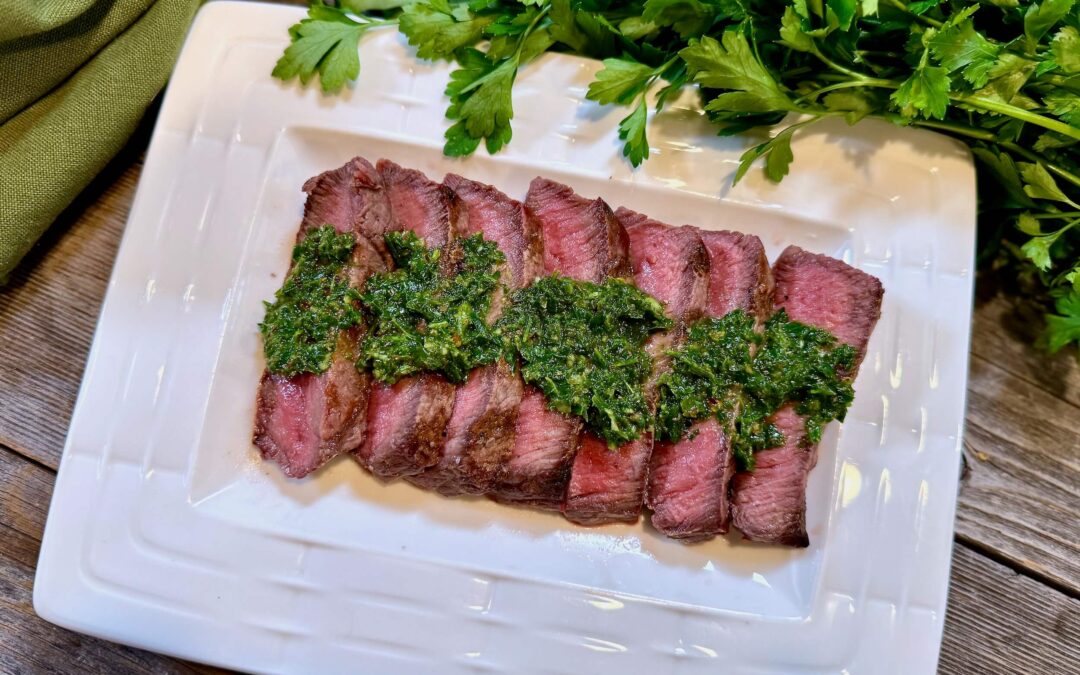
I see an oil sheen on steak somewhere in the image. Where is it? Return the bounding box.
[254,157,391,478]
[730,245,883,547]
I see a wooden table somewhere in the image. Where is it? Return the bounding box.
[2,100,1079,675]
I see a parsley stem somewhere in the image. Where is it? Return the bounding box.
[950,94,1080,142]
[886,0,944,28]
[913,119,1080,190]
[809,45,876,82]
[797,79,877,103]
[513,5,551,61]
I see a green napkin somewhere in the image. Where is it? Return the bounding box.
[0,0,200,281]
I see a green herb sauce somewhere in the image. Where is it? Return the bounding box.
[497,275,673,447]
[261,229,860,466]
[259,225,363,377]
[359,231,505,384]
[656,309,857,471]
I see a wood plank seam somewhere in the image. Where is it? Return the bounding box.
[955,532,1080,601]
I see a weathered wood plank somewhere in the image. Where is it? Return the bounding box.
[941,543,1080,675]
[959,354,1080,593]
[0,447,230,675]
[971,287,1080,409]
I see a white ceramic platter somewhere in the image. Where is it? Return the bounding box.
[34,2,976,672]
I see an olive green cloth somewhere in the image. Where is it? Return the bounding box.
[0,0,200,280]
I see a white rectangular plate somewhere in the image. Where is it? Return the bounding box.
[34,2,975,673]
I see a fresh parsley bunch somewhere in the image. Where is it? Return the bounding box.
[274,0,1080,356]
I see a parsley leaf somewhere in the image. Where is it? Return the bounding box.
[642,0,720,38]
[272,5,377,93]
[1045,91,1080,126]
[1025,0,1076,53]
[779,7,814,53]
[399,0,495,61]
[619,97,651,166]
[682,32,793,113]
[927,10,1001,88]
[1045,289,1080,352]
[1022,234,1055,269]
[1020,161,1076,205]
[1052,26,1080,74]
[587,57,657,105]
[444,49,517,155]
[549,0,590,51]
[891,63,951,119]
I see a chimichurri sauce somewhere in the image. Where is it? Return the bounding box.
[358,231,505,384]
[656,309,857,471]
[259,225,363,377]
[497,275,673,447]
[260,230,860,469]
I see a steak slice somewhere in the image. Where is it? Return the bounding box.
[492,386,583,510]
[563,433,654,525]
[408,176,541,495]
[254,158,391,478]
[351,160,464,479]
[731,245,883,547]
[699,229,774,321]
[646,228,771,540]
[493,179,631,508]
[526,177,630,282]
[562,208,707,526]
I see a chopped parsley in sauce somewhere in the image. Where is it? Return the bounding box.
[498,275,672,447]
[657,309,857,471]
[359,231,505,384]
[259,225,362,377]
[261,229,860,468]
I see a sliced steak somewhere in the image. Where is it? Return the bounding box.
[254,157,391,478]
[492,386,583,510]
[526,177,630,282]
[647,419,733,540]
[563,433,654,525]
[646,228,771,540]
[493,179,631,508]
[618,208,710,324]
[562,208,707,525]
[731,245,883,547]
[409,176,541,495]
[445,173,544,288]
[699,229,774,320]
[351,160,464,479]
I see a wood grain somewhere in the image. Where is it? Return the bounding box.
[959,354,1080,593]
[971,285,1080,409]
[940,543,1080,675]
